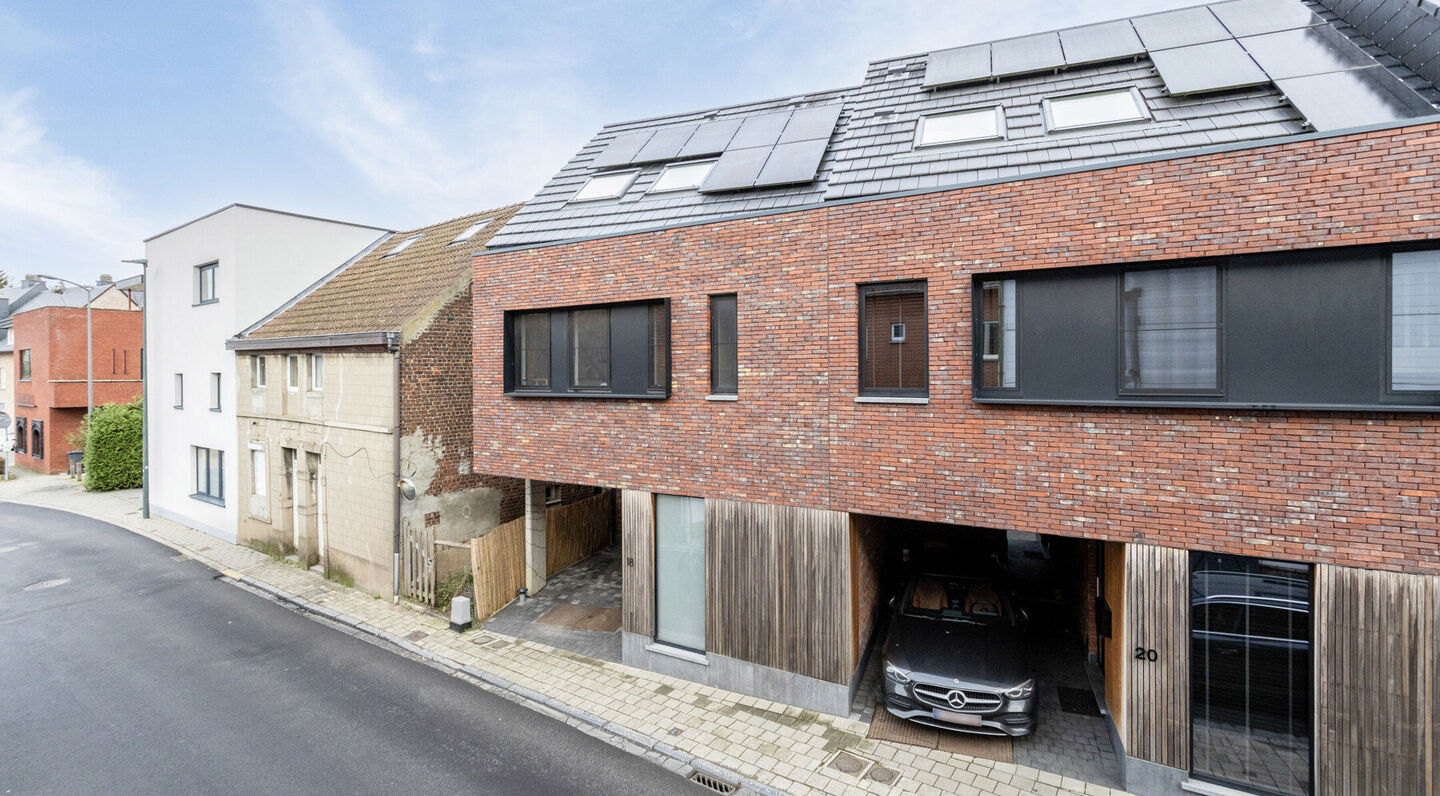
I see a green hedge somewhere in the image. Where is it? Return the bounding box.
[83,399,143,491]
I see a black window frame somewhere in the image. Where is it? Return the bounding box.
[30,419,42,460]
[709,294,738,396]
[14,416,25,454]
[858,280,929,399]
[209,372,222,412]
[972,278,1021,395]
[514,311,552,392]
[195,261,218,306]
[18,349,30,381]
[1385,250,1440,402]
[569,307,612,391]
[1117,263,1225,398]
[648,303,669,393]
[192,446,225,505]
[504,299,670,399]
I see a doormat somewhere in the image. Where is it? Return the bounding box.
[867,705,1014,764]
[536,603,622,633]
[1056,686,1102,716]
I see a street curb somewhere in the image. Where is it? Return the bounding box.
[0,499,775,796]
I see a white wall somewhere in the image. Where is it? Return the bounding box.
[144,206,387,542]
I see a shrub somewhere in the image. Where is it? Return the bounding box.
[82,398,143,491]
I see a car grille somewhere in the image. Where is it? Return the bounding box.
[912,682,1003,714]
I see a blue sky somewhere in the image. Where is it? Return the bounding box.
[1,0,1196,284]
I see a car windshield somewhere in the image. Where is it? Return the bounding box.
[904,576,1008,624]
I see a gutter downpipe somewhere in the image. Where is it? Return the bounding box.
[389,331,401,604]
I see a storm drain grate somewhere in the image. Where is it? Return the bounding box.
[687,772,737,794]
[1057,685,1102,716]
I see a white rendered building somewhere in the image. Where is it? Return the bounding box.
[143,205,388,541]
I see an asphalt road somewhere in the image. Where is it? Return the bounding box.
[0,502,704,795]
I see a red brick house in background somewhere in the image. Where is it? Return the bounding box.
[12,277,143,474]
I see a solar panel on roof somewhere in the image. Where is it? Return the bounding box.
[990,32,1065,78]
[728,111,792,149]
[677,118,741,157]
[1058,20,1146,66]
[699,147,771,192]
[590,130,654,168]
[1151,39,1270,95]
[753,139,828,188]
[1275,66,1437,131]
[1131,7,1232,50]
[779,104,842,143]
[1212,0,1323,37]
[631,125,698,163]
[923,44,991,88]
[1240,25,1376,80]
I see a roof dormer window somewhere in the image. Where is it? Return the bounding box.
[649,160,717,193]
[572,170,639,202]
[384,234,423,257]
[915,107,1006,148]
[1043,87,1150,132]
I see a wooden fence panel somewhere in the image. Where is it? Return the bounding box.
[620,489,654,636]
[1315,565,1438,796]
[470,517,526,622]
[401,520,435,605]
[547,490,614,576]
[1124,543,1189,770]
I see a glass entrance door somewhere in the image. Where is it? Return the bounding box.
[1191,552,1312,795]
[654,495,705,652]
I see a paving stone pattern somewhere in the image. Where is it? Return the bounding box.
[485,544,623,663]
[2,474,1132,796]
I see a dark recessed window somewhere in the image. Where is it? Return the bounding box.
[516,312,551,390]
[570,308,611,389]
[30,419,42,460]
[14,417,25,454]
[648,303,669,392]
[18,349,30,381]
[193,446,224,504]
[859,281,928,397]
[710,294,738,395]
[196,262,218,304]
[1120,265,1221,394]
[1391,250,1440,392]
[209,372,222,411]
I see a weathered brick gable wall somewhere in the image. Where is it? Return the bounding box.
[474,124,1440,574]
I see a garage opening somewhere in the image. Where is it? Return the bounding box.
[849,517,1121,787]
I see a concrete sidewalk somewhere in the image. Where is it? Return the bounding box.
[0,473,1126,796]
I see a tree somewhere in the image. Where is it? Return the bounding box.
[0,271,9,289]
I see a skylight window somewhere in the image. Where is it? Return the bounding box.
[384,234,423,257]
[1044,88,1149,132]
[649,160,716,193]
[915,107,1005,148]
[449,220,489,245]
[572,170,639,202]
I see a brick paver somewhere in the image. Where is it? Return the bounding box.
[1,473,1131,796]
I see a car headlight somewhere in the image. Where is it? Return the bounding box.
[884,662,912,684]
[1003,679,1034,700]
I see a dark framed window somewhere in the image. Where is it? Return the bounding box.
[14,417,25,453]
[648,303,669,392]
[18,350,30,381]
[709,294,738,395]
[192,446,224,504]
[30,419,42,460]
[173,373,184,408]
[196,262,218,305]
[977,279,1017,389]
[209,372,222,411]
[1390,250,1440,393]
[516,312,550,390]
[570,308,611,389]
[859,280,928,397]
[1120,264,1221,394]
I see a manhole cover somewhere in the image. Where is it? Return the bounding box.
[829,751,868,775]
[24,578,70,591]
[867,764,899,784]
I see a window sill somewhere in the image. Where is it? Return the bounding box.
[505,392,669,400]
[192,300,219,307]
[645,642,708,666]
[855,396,929,405]
[704,394,738,402]
[173,405,183,410]
[209,408,222,413]
[190,493,225,507]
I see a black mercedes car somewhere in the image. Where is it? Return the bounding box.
[880,573,1037,736]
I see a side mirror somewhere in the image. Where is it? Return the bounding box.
[888,595,900,610]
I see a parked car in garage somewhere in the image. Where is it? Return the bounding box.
[881,573,1037,736]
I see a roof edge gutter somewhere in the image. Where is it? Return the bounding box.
[225,331,394,351]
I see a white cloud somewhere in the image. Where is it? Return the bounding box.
[0,88,145,283]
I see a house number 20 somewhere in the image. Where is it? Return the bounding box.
[1134,647,1158,662]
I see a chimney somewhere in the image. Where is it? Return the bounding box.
[96,274,113,286]
[21,274,42,288]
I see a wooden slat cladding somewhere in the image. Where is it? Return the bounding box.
[469,517,525,621]
[546,490,614,576]
[620,489,654,636]
[705,499,850,684]
[1315,565,1439,795]
[849,514,886,671]
[1124,543,1189,769]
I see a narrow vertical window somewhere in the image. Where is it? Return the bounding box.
[18,350,30,380]
[654,494,706,653]
[30,419,42,460]
[209,372,221,411]
[250,356,267,388]
[979,280,1017,389]
[1120,265,1220,392]
[196,262,218,304]
[569,308,610,389]
[516,312,550,389]
[1391,250,1440,392]
[710,295,738,395]
[173,374,184,408]
[0,366,7,390]
[859,281,928,397]
[249,444,267,497]
[14,417,24,453]
[308,354,324,391]
[286,355,300,391]
[192,446,224,503]
[648,303,669,393]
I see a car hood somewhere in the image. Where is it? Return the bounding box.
[885,615,1028,690]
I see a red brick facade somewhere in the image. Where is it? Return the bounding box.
[13,306,142,474]
[473,123,1440,575]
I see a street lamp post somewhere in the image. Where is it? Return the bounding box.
[35,274,94,419]
[121,258,148,519]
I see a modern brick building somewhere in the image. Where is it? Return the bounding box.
[11,278,142,475]
[471,1,1440,794]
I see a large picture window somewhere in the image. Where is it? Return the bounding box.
[655,494,705,653]
[1391,250,1440,392]
[859,281,928,397]
[506,300,668,398]
[1191,552,1311,796]
[192,446,224,504]
[1120,265,1220,393]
